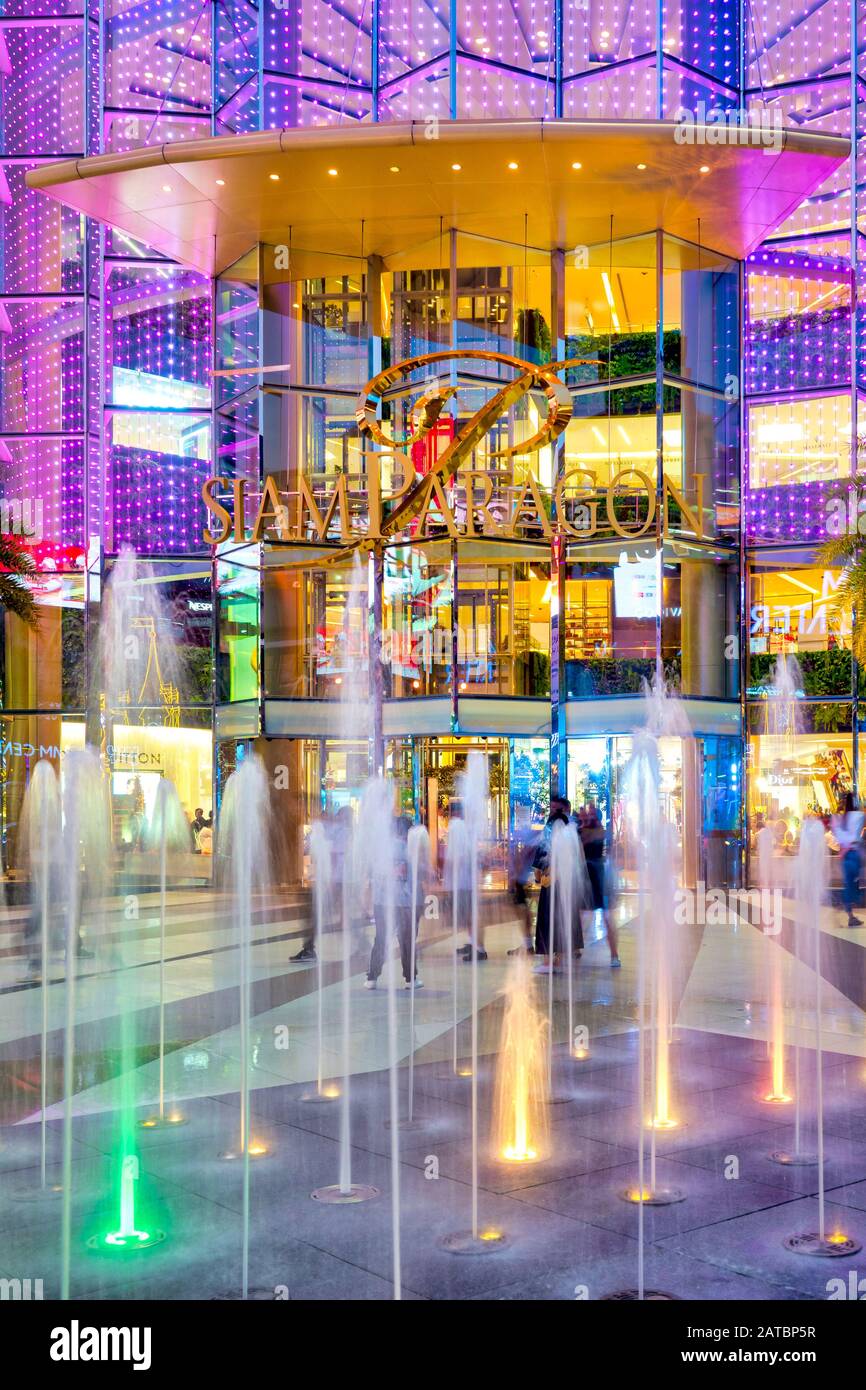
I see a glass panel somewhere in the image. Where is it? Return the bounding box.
[564,540,658,695]
[1,23,84,156]
[0,164,84,294]
[455,542,550,697]
[749,563,852,698]
[0,300,84,434]
[105,408,212,554]
[216,559,260,703]
[747,253,851,396]
[107,265,211,408]
[383,541,453,698]
[0,573,85,710]
[663,236,739,395]
[746,393,851,543]
[263,551,366,700]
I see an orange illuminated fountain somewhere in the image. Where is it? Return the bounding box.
[760,655,801,1108]
[617,680,690,1305]
[493,953,549,1164]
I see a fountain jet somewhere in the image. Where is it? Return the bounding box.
[493,953,549,1163]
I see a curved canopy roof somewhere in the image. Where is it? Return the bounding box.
[27,119,849,277]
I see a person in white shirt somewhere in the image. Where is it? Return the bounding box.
[832,793,865,927]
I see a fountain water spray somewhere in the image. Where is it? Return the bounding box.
[613,683,691,1302]
[782,817,861,1256]
[404,822,429,1125]
[546,820,585,1101]
[444,812,471,1078]
[494,952,549,1163]
[761,655,800,1108]
[359,779,402,1296]
[442,752,506,1255]
[21,760,61,1193]
[70,754,146,1272]
[302,822,337,1104]
[311,795,380,1205]
[82,549,181,1268]
[217,756,273,1298]
[309,550,380,1190]
[140,779,189,1129]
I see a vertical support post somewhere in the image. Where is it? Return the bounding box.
[367,253,384,382]
[449,0,458,118]
[411,736,421,822]
[550,246,567,800]
[210,266,220,836]
[550,532,566,801]
[371,0,380,121]
[655,0,664,118]
[255,242,266,741]
[211,0,219,137]
[369,545,385,777]
[654,227,665,687]
[738,257,749,889]
[450,539,459,734]
[554,0,563,118]
[850,0,860,801]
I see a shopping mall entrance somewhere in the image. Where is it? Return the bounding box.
[568,733,741,891]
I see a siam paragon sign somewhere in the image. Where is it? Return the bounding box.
[202,350,707,550]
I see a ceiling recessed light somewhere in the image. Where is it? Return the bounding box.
[451,162,462,171]
[699,164,710,173]
[162,183,172,192]
[389,165,400,172]
[269,172,280,181]
[571,161,582,170]
[215,178,225,186]
[636,163,647,170]
[507,161,518,170]
[327,167,338,176]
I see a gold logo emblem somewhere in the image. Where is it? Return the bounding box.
[355,348,597,547]
[201,347,706,551]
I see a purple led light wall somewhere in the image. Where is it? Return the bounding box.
[0,5,860,560]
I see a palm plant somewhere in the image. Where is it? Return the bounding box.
[0,532,37,627]
[816,469,866,662]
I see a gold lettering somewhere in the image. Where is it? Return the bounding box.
[233,479,247,544]
[199,464,709,548]
[606,468,656,539]
[507,472,552,538]
[251,475,289,542]
[297,474,351,542]
[662,475,706,539]
[554,467,598,538]
[416,474,460,538]
[462,469,503,537]
[202,476,232,545]
[367,451,415,538]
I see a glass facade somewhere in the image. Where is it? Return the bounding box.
[0,1,861,884]
[5,0,866,1317]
